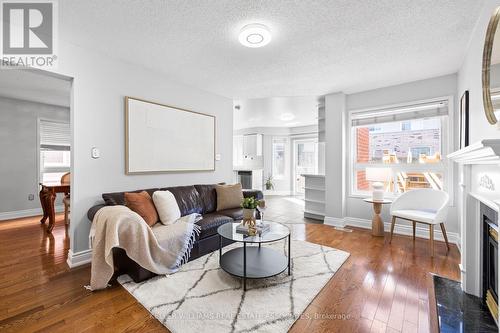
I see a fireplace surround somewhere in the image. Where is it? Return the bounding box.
[447,139,500,325]
[482,203,498,322]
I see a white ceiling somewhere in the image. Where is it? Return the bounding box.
[0,70,71,107]
[233,96,321,129]
[59,1,485,99]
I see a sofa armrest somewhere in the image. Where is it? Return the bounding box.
[242,189,263,200]
[87,204,106,222]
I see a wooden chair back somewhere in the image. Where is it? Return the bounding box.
[60,172,71,185]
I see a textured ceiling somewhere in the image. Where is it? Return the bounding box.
[60,0,485,99]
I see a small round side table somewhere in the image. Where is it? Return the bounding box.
[363,198,392,237]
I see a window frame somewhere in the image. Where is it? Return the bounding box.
[37,118,71,184]
[347,96,454,203]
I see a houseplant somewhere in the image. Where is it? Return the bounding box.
[265,174,275,190]
[241,196,261,230]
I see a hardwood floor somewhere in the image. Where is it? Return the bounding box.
[0,197,460,332]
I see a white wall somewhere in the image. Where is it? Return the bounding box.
[458,0,500,143]
[345,74,459,233]
[0,96,70,215]
[323,1,500,244]
[324,93,346,223]
[456,0,500,250]
[324,75,460,237]
[234,125,318,194]
[45,41,233,256]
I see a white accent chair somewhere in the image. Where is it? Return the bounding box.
[389,189,450,257]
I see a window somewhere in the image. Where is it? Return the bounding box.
[293,138,318,194]
[350,100,449,197]
[401,121,411,131]
[272,138,286,179]
[39,120,70,183]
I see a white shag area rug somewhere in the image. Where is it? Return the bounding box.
[118,239,349,333]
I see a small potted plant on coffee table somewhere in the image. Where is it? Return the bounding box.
[241,197,261,235]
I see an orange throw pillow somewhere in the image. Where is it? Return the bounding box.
[124,191,159,226]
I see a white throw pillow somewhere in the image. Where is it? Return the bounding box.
[152,190,181,225]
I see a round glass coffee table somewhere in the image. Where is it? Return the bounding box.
[217,221,291,291]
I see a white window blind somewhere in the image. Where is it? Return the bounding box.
[351,101,448,126]
[40,120,70,150]
[349,98,451,198]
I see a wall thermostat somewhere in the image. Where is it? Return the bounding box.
[91,147,100,159]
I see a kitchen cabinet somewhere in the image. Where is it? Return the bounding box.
[242,134,262,157]
[233,134,263,170]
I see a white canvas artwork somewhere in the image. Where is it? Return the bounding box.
[126,97,215,173]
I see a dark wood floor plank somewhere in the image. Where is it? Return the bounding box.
[0,197,460,332]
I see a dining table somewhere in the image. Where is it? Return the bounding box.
[39,181,70,233]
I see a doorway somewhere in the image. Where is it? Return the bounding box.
[0,68,72,236]
[292,138,318,195]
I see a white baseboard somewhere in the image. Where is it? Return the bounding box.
[340,216,461,248]
[67,249,92,268]
[304,211,325,221]
[0,205,64,221]
[324,216,346,227]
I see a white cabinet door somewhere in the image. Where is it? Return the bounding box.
[242,134,262,157]
[243,135,255,156]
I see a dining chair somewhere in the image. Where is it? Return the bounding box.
[389,189,450,257]
[60,172,71,225]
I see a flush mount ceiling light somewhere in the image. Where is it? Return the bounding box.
[238,23,271,48]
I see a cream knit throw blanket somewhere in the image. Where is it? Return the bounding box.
[89,205,200,290]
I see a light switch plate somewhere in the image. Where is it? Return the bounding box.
[215,154,221,161]
[91,147,100,159]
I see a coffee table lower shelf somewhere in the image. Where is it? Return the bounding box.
[220,246,289,290]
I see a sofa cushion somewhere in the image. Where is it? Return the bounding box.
[218,208,243,221]
[124,191,159,226]
[243,189,264,200]
[152,190,181,225]
[195,213,233,239]
[216,184,244,211]
[159,185,203,216]
[103,188,159,206]
[194,184,218,214]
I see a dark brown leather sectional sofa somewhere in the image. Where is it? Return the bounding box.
[87,184,263,282]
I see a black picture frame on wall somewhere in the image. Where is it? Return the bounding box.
[459,90,469,149]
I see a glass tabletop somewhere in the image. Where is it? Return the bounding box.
[217,221,290,244]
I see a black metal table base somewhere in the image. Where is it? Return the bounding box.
[219,235,291,291]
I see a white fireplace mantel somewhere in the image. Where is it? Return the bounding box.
[447,139,500,298]
[469,192,500,221]
[447,139,500,165]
